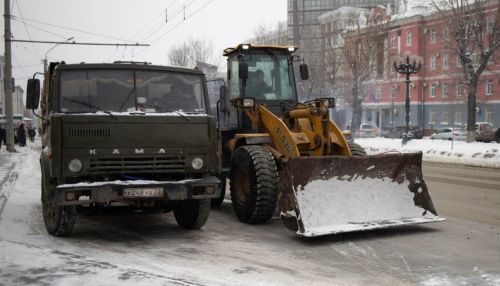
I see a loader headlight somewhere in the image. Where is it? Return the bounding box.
[191,157,204,170]
[68,159,83,173]
[243,98,255,108]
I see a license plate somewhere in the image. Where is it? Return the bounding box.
[123,187,164,198]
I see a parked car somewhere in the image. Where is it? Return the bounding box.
[358,123,379,138]
[475,122,496,142]
[430,128,466,141]
[383,126,423,139]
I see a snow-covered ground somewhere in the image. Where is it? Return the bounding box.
[355,138,500,168]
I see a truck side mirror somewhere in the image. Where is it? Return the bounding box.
[300,64,309,80]
[239,62,248,80]
[26,78,40,109]
[220,85,228,112]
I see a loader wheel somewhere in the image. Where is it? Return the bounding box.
[41,175,76,237]
[210,176,226,208]
[348,142,367,157]
[230,145,279,224]
[173,199,210,229]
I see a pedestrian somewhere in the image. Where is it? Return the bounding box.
[17,123,27,147]
[28,127,36,142]
[0,125,5,150]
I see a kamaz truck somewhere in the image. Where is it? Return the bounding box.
[26,62,220,236]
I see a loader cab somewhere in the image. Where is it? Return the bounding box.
[219,44,307,132]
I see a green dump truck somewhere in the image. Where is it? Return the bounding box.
[26,62,220,236]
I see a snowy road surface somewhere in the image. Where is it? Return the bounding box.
[0,143,499,285]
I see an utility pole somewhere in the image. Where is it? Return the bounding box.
[3,0,15,152]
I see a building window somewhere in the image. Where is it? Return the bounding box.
[456,55,462,67]
[406,31,412,46]
[442,83,449,97]
[456,83,463,97]
[375,87,382,99]
[487,15,494,34]
[443,54,449,70]
[430,55,436,70]
[391,33,396,48]
[391,86,396,98]
[486,79,493,95]
[430,29,436,43]
[454,111,462,124]
[443,28,449,40]
[471,53,478,66]
[430,84,437,97]
[485,109,493,123]
[429,111,436,124]
[441,111,449,125]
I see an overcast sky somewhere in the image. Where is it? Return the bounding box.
[1,0,287,89]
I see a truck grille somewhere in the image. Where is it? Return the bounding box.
[89,156,186,174]
[69,128,111,137]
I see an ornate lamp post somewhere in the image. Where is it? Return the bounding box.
[393,53,422,145]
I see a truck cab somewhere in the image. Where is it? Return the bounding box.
[26,62,220,236]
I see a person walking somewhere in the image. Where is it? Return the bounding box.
[17,123,27,147]
[0,126,6,150]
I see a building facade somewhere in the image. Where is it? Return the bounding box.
[360,1,500,131]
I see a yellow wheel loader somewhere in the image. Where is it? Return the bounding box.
[215,44,444,237]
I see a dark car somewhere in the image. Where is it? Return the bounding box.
[383,126,423,139]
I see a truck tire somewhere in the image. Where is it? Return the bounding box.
[348,142,367,157]
[230,145,279,224]
[173,199,210,229]
[210,176,226,208]
[41,176,76,237]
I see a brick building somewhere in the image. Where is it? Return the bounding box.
[361,0,500,132]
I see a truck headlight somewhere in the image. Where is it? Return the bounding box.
[191,157,204,170]
[68,159,83,173]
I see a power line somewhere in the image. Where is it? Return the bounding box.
[10,15,136,43]
[128,0,210,60]
[14,1,41,59]
[12,18,69,40]
[11,39,149,47]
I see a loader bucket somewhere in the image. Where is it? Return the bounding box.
[278,152,445,237]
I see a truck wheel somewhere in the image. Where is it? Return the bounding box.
[41,176,76,237]
[230,145,279,224]
[210,176,226,208]
[348,142,367,157]
[173,199,210,229]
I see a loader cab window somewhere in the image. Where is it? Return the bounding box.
[228,52,297,101]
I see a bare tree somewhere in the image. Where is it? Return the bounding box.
[167,38,215,68]
[433,0,500,142]
[168,42,190,67]
[341,21,387,137]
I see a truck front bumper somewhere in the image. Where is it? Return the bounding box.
[55,176,220,206]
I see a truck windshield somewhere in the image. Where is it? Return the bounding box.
[229,53,296,101]
[59,69,206,113]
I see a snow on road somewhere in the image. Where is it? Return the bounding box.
[355,138,500,168]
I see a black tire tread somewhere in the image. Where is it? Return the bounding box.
[348,142,367,157]
[230,145,279,224]
[173,199,210,229]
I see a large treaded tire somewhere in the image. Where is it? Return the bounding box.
[41,175,76,237]
[348,142,367,157]
[230,145,279,224]
[173,199,210,229]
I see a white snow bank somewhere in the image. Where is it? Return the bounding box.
[356,138,500,168]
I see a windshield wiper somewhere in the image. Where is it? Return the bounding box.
[263,48,289,73]
[138,103,190,121]
[63,98,116,120]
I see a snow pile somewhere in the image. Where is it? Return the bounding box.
[295,176,444,237]
[356,138,500,168]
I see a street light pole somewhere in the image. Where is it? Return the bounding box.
[3,0,15,152]
[44,37,74,73]
[394,54,421,145]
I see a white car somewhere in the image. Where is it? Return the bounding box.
[358,123,379,138]
[430,128,466,141]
